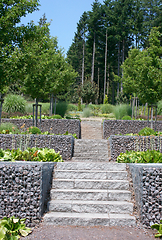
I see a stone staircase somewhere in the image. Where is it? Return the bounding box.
[43,139,136,226]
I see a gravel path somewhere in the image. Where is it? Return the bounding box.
[23,223,156,240]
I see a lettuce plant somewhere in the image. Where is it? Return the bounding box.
[0,216,31,239]
[151,219,162,238]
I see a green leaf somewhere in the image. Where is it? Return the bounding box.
[0,227,6,240]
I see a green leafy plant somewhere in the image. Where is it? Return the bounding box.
[0,216,31,239]
[151,219,162,238]
[138,127,156,136]
[3,94,26,114]
[0,147,63,162]
[67,104,78,112]
[77,98,82,111]
[117,150,162,163]
[103,94,108,104]
[100,104,113,114]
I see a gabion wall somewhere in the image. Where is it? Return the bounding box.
[0,134,74,160]
[128,164,162,227]
[109,135,162,161]
[2,119,81,139]
[0,162,55,227]
[103,120,162,139]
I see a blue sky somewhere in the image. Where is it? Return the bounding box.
[20,0,104,55]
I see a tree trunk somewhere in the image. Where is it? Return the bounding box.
[121,39,125,92]
[50,93,54,116]
[81,36,85,104]
[147,106,150,127]
[98,66,99,103]
[35,98,38,127]
[117,41,120,97]
[0,94,4,124]
[91,32,95,83]
[104,29,107,102]
[54,97,57,115]
[107,63,110,97]
[151,105,153,129]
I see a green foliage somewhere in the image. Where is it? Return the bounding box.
[104,95,108,104]
[51,115,62,119]
[0,123,19,134]
[157,100,162,115]
[28,127,41,135]
[113,104,132,120]
[3,94,26,114]
[55,102,68,117]
[0,148,63,162]
[138,127,156,136]
[117,150,162,163]
[82,107,92,118]
[100,104,113,114]
[151,219,162,238]
[78,79,98,105]
[77,98,82,111]
[122,115,132,120]
[0,216,31,239]
[67,104,78,112]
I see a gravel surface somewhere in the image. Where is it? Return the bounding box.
[22,223,156,240]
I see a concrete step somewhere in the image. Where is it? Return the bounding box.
[54,170,128,180]
[56,162,126,171]
[51,189,131,201]
[73,152,108,158]
[52,179,129,190]
[74,148,108,153]
[48,200,133,214]
[71,157,110,162]
[43,212,136,226]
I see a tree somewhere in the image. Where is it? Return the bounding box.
[122,27,162,127]
[0,0,39,123]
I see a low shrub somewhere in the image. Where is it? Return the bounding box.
[82,107,92,118]
[117,150,162,163]
[3,94,26,114]
[113,104,132,119]
[28,127,42,134]
[122,115,132,120]
[138,127,156,136]
[157,100,162,115]
[100,104,113,114]
[67,104,78,112]
[0,122,19,134]
[55,102,68,117]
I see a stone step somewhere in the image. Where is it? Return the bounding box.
[43,212,136,226]
[74,147,108,153]
[71,157,110,162]
[51,189,131,201]
[74,139,107,145]
[56,162,126,171]
[52,179,129,190]
[48,200,133,214]
[73,152,108,158]
[54,170,128,180]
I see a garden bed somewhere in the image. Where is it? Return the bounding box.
[1,119,81,139]
[109,135,162,161]
[103,120,162,138]
[0,134,74,161]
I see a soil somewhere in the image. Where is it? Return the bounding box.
[23,223,156,240]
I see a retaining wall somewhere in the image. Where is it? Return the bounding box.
[0,134,74,160]
[128,164,162,227]
[103,120,162,139]
[2,119,81,139]
[109,135,162,161]
[0,162,55,227]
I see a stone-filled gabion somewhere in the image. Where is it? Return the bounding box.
[0,134,74,160]
[128,164,162,227]
[0,162,55,227]
[103,120,162,139]
[2,119,81,139]
[109,135,162,161]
